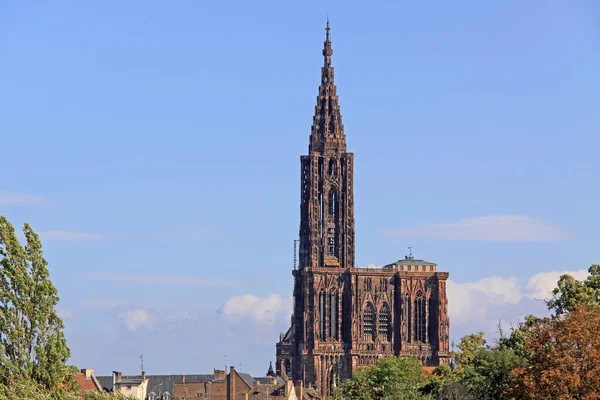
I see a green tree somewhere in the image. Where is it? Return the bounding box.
[336,356,431,400]
[0,217,71,391]
[546,264,600,316]
[454,332,486,365]
[450,331,525,400]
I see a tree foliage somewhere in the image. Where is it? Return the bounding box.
[0,217,71,390]
[334,356,431,400]
[546,264,600,316]
[507,306,600,400]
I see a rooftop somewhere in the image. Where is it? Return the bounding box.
[385,258,438,267]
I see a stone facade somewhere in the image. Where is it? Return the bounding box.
[275,22,450,399]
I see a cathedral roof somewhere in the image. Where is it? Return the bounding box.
[384,258,438,268]
[279,326,292,343]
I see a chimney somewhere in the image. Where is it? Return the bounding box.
[214,369,225,380]
[182,375,186,383]
[142,371,146,382]
[112,371,122,392]
[228,366,236,400]
[81,369,94,379]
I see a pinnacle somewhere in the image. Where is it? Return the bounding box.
[309,21,345,153]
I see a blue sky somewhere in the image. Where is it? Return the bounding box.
[1,0,599,377]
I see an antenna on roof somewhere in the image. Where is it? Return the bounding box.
[140,354,144,373]
[408,246,414,260]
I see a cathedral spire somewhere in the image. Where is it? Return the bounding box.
[309,20,345,153]
[323,19,332,67]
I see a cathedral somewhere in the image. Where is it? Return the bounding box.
[275,22,450,398]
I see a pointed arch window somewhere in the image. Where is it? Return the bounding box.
[327,190,338,256]
[404,293,411,342]
[328,159,337,176]
[330,292,338,339]
[363,302,375,341]
[319,292,326,340]
[379,303,391,341]
[328,190,337,220]
[415,290,427,343]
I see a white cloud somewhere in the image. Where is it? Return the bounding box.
[117,309,155,331]
[221,293,293,327]
[383,215,570,242]
[448,276,522,326]
[448,268,590,341]
[0,192,58,207]
[525,269,588,300]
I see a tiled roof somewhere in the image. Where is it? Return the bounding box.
[254,377,284,385]
[97,374,214,395]
[248,383,286,400]
[74,373,102,397]
[237,372,255,388]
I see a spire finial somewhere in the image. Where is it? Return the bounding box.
[322,18,333,66]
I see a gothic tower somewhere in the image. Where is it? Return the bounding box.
[292,20,353,397]
[279,21,451,399]
[299,20,354,271]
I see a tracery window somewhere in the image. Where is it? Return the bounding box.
[328,190,337,219]
[330,292,338,339]
[285,359,291,375]
[327,190,338,256]
[329,159,337,176]
[319,292,326,340]
[415,290,427,342]
[363,302,375,341]
[403,293,412,342]
[379,303,391,341]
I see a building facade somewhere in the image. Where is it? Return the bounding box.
[275,22,450,399]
